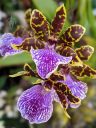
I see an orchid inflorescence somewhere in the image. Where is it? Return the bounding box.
[0,4,96,124]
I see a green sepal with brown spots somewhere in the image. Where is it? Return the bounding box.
[53,82,80,108]
[50,4,66,38]
[11,37,45,51]
[9,71,30,78]
[9,64,39,78]
[25,9,32,26]
[30,9,50,41]
[24,63,41,79]
[59,24,86,47]
[71,64,96,79]
[75,45,94,61]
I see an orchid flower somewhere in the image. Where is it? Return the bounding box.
[9,4,87,80]
[1,3,96,124]
[11,64,87,124]
[0,33,23,56]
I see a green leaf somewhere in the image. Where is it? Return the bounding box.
[32,0,58,21]
[0,52,33,67]
[87,0,96,38]
[0,76,7,89]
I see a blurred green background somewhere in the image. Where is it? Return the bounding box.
[0,0,96,128]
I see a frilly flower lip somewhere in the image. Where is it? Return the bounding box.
[17,85,58,124]
[0,33,23,57]
[30,48,72,79]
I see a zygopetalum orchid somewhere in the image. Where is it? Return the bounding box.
[0,4,96,124]
[0,33,23,56]
[10,63,87,123]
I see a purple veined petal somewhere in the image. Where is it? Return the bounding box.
[0,33,14,44]
[0,33,23,57]
[17,85,55,124]
[30,48,72,79]
[63,74,88,100]
[12,37,23,45]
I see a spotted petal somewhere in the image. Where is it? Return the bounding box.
[50,4,66,38]
[50,73,65,81]
[56,45,83,66]
[53,82,80,109]
[30,48,72,79]
[0,33,22,56]
[53,83,68,109]
[44,73,65,90]
[14,26,31,39]
[17,85,54,124]
[71,64,96,79]
[30,9,50,41]
[75,45,94,61]
[56,45,76,57]
[25,9,32,27]
[59,24,86,47]
[12,37,45,51]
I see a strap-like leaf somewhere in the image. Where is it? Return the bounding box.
[50,4,66,38]
[59,24,86,47]
[75,45,94,61]
[30,9,50,41]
